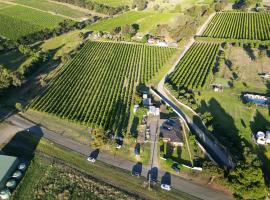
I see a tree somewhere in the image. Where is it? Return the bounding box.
[91,128,109,148]
[15,102,23,111]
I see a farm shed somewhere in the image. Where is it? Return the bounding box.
[0,155,19,190]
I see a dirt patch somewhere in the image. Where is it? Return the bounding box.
[220,46,270,89]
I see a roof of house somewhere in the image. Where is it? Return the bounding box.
[160,119,183,143]
[0,155,19,190]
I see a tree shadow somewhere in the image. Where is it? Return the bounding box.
[161,172,171,185]
[0,45,64,113]
[243,45,256,61]
[199,99,244,161]
[89,149,100,159]
[132,162,142,175]
[148,167,158,183]
[1,126,43,162]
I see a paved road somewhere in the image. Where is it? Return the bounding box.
[1,114,232,200]
[155,12,234,168]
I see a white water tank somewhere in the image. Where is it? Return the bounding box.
[256,131,265,139]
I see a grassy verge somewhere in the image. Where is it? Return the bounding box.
[2,131,199,200]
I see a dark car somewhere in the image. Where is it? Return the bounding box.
[171,165,180,174]
[165,121,174,127]
[162,125,172,131]
[167,119,176,124]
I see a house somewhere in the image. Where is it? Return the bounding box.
[148,38,157,44]
[0,155,19,190]
[157,41,168,47]
[160,119,183,146]
[148,106,159,116]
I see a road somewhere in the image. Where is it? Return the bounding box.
[155,12,234,168]
[1,114,232,200]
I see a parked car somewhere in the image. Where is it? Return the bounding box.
[171,165,180,174]
[161,184,171,191]
[165,121,174,127]
[162,125,172,131]
[87,156,96,163]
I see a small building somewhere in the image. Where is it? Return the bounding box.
[157,41,168,47]
[148,38,157,44]
[243,93,270,106]
[212,84,223,92]
[143,98,152,106]
[143,94,148,99]
[148,106,159,116]
[0,155,19,190]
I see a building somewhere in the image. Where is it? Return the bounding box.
[0,155,19,190]
[160,119,184,146]
[148,106,159,116]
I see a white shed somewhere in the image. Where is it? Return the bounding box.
[266,131,270,144]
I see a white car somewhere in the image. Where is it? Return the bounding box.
[161,184,171,191]
[87,156,96,163]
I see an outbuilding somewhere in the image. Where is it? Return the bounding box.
[0,155,19,190]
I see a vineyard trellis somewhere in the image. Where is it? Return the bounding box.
[31,41,176,133]
[203,12,270,40]
[168,42,220,90]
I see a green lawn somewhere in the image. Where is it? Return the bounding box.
[88,11,179,33]
[41,30,85,59]
[0,2,12,9]
[13,0,88,19]
[2,131,198,200]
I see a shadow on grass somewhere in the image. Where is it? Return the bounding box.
[243,45,256,61]
[199,98,244,161]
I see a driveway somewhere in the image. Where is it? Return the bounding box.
[148,116,159,168]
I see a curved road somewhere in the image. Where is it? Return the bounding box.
[155,13,234,168]
[2,114,232,200]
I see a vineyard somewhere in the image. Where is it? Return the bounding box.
[0,5,66,40]
[168,42,220,90]
[202,12,270,40]
[13,0,88,19]
[31,41,176,133]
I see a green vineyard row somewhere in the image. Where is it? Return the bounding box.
[203,12,270,41]
[168,42,220,90]
[31,41,176,133]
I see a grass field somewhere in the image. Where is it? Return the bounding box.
[88,11,179,33]
[30,41,176,134]
[0,5,66,40]
[2,131,198,200]
[12,0,88,19]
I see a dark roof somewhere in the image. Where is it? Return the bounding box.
[160,119,183,143]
